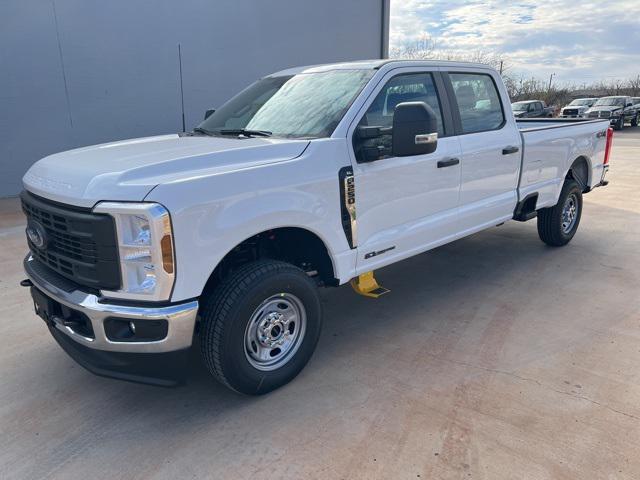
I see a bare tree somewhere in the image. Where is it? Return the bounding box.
[390,41,639,106]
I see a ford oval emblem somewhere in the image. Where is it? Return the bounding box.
[26,221,47,250]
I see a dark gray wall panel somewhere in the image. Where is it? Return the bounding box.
[0,0,386,196]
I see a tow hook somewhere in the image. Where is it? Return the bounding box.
[20,279,33,287]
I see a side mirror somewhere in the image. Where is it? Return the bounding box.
[626,102,633,108]
[204,108,216,120]
[392,102,438,157]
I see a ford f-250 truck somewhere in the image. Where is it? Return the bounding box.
[20,60,612,394]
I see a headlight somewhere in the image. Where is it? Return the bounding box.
[93,202,175,301]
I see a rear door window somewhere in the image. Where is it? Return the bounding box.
[450,73,505,134]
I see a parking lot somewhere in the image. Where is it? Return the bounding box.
[1,129,639,480]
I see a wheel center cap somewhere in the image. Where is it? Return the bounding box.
[258,312,287,347]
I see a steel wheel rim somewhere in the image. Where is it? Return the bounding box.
[561,193,579,234]
[244,293,307,371]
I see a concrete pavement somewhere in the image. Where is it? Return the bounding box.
[1,130,639,480]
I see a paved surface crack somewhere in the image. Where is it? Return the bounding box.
[427,353,639,422]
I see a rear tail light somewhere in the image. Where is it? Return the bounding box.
[603,127,613,165]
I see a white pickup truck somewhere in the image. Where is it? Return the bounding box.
[21,60,612,394]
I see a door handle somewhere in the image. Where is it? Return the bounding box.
[502,145,520,155]
[437,158,460,168]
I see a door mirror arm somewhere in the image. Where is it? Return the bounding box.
[356,125,392,140]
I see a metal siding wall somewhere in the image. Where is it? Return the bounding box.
[0,0,386,197]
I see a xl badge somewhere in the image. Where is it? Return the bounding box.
[26,221,47,249]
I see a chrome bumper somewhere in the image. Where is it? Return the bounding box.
[24,255,198,353]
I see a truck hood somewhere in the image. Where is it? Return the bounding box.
[562,105,588,112]
[23,134,310,208]
[588,106,623,113]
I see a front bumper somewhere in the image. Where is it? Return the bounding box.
[24,255,199,385]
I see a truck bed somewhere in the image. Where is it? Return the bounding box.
[516,117,609,210]
[516,117,607,132]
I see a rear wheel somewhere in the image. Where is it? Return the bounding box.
[537,179,583,246]
[199,260,322,395]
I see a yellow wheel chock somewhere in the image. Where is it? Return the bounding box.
[350,271,390,298]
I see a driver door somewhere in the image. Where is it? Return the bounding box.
[348,68,462,274]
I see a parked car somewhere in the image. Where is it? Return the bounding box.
[20,60,612,394]
[632,97,640,108]
[511,100,555,118]
[560,98,598,118]
[587,96,639,130]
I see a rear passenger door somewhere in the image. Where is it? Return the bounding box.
[444,70,522,232]
[348,68,462,273]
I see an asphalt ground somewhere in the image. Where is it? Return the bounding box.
[1,128,639,479]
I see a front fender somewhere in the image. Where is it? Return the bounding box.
[147,141,355,301]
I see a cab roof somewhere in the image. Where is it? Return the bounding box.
[270,59,496,76]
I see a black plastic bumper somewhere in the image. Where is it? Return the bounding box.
[49,325,190,387]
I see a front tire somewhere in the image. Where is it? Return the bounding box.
[631,113,638,127]
[615,115,624,130]
[199,260,322,395]
[537,179,583,246]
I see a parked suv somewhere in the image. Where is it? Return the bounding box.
[511,100,554,118]
[560,98,598,118]
[587,96,639,130]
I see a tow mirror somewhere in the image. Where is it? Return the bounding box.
[204,108,216,120]
[392,102,438,157]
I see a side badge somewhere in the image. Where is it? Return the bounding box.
[339,167,357,249]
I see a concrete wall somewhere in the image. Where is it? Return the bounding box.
[0,0,388,197]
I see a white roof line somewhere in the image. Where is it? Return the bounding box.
[270,59,497,77]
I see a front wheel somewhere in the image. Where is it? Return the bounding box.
[615,115,624,130]
[631,113,638,127]
[537,179,583,246]
[199,260,322,395]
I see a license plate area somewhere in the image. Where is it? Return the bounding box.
[30,286,96,339]
[31,287,60,325]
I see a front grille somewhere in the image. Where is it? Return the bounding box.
[563,109,579,116]
[21,191,121,291]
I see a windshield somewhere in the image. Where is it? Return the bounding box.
[512,103,528,111]
[633,98,640,104]
[595,97,625,107]
[198,70,374,138]
[569,99,592,106]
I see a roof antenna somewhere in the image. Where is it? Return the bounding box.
[178,43,186,132]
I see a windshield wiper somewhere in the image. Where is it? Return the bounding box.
[219,129,272,137]
[192,127,215,136]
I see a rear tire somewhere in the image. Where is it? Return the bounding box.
[537,179,583,247]
[199,260,322,395]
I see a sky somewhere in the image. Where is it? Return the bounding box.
[390,0,640,85]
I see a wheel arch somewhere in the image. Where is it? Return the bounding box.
[566,155,592,191]
[201,226,339,297]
